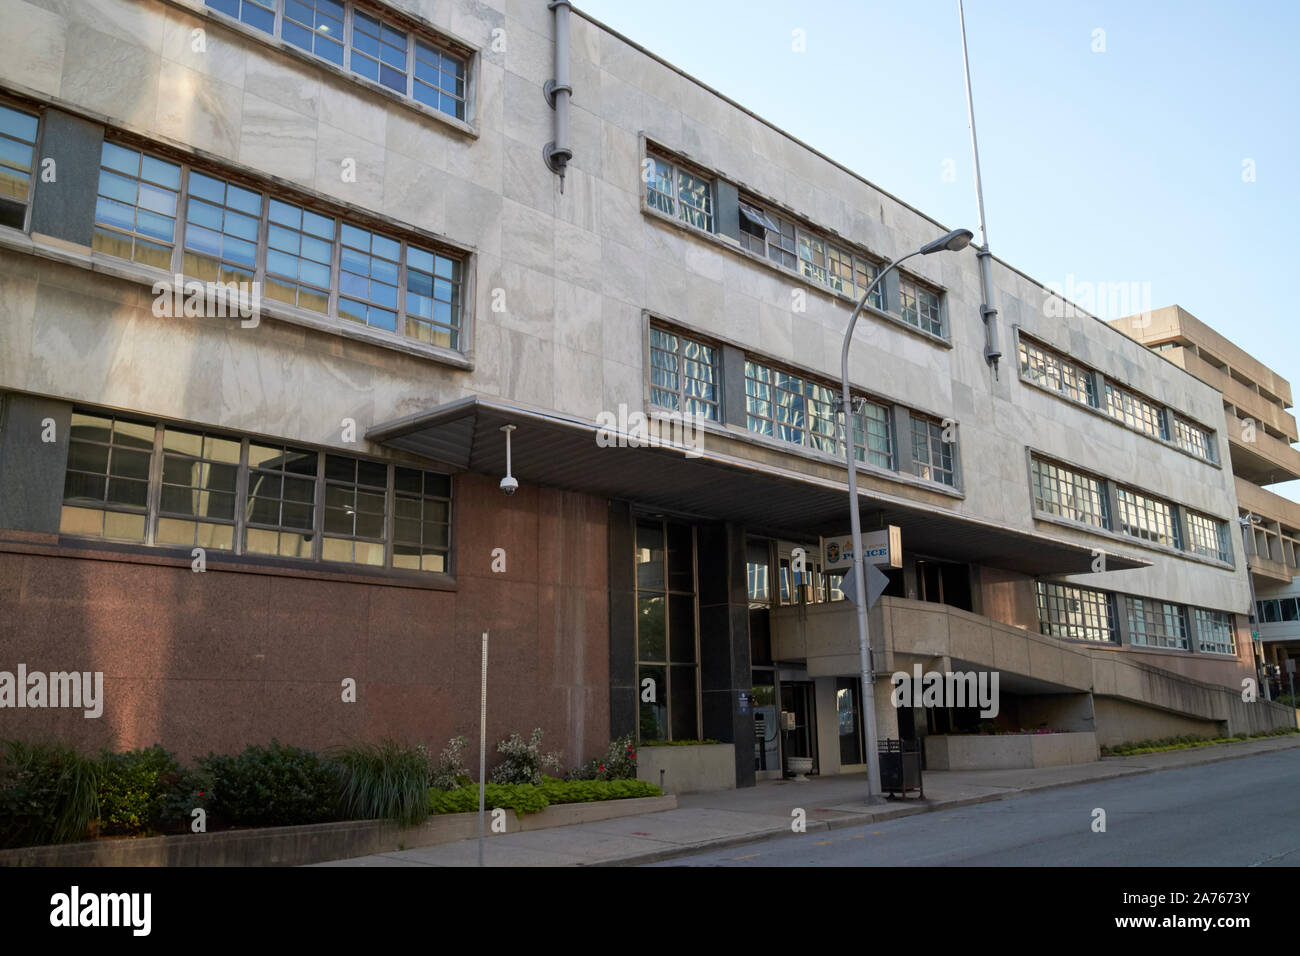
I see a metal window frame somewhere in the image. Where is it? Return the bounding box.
[0,96,42,233]
[648,325,721,422]
[1036,580,1117,644]
[632,518,703,743]
[92,144,183,268]
[204,0,469,122]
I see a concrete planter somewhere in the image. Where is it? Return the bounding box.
[924,732,1099,771]
[636,743,736,794]
[0,794,677,867]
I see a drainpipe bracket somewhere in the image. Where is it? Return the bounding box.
[543,141,573,175]
[543,79,573,110]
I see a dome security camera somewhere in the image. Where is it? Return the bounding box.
[500,475,518,495]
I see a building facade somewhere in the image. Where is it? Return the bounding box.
[1110,305,1300,699]
[0,0,1290,785]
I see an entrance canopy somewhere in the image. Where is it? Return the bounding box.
[367,396,1148,576]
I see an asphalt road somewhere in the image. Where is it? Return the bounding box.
[650,748,1300,866]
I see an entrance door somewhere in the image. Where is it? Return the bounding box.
[780,681,818,775]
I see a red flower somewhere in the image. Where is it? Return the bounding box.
[599,764,605,770]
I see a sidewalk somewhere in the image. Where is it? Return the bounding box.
[316,734,1300,867]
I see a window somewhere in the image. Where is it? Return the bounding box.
[743,360,839,454]
[93,143,181,270]
[1172,415,1215,462]
[1259,600,1280,623]
[393,466,451,572]
[1036,581,1116,643]
[1031,457,1109,529]
[1115,487,1181,549]
[1193,608,1236,655]
[645,157,713,232]
[207,0,275,33]
[404,246,462,349]
[339,222,401,331]
[1105,382,1168,440]
[351,9,408,92]
[635,520,700,742]
[245,441,318,558]
[61,411,454,573]
[92,146,467,350]
[836,677,865,766]
[156,426,241,551]
[849,399,893,469]
[853,257,884,311]
[911,416,955,486]
[283,0,344,65]
[321,454,388,566]
[738,202,796,270]
[0,102,38,229]
[649,327,720,421]
[60,413,155,543]
[826,245,854,296]
[206,0,468,121]
[1018,338,1097,407]
[898,277,943,336]
[1127,597,1188,650]
[183,171,261,285]
[413,38,467,119]
[1185,510,1230,563]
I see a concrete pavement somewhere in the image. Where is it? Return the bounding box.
[315,733,1300,867]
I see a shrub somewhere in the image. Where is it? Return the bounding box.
[96,745,181,836]
[428,782,549,816]
[568,734,638,781]
[333,739,431,827]
[0,740,100,848]
[427,778,662,816]
[198,740,340,827]
[490,728,562,786]
[430,735,471,791]
[154,765,210,833]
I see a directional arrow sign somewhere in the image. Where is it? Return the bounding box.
[841,562,891,609]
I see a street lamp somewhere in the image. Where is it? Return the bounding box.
[1238,513,1271,701]
[840,227,973,802]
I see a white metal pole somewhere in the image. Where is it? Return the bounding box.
[478,631,488,867]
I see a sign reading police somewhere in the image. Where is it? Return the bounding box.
[822,526,901,571]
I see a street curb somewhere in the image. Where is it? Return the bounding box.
[599,736,1300,866]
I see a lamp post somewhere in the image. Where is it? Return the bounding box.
[840,227,973,802]
[1238,513,1270,701]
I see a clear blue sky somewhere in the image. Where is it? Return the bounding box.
[577,0,1300,498]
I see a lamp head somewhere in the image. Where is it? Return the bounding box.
[919,228,974,255]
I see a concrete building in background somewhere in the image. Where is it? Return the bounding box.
[1110,305,1300,696]
[0,0,1291,789]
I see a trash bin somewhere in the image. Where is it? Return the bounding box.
[878,737,923,799]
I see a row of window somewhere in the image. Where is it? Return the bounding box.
[645,154,944,337]
[206,0,467,120]
[92,141,464,349]
[649,326,957,487]
[1030,455,1230,561]
[60,411,452,573]
[1018,336,1217,462]
[1036,581,1237,655]
[1256,598,1300,624]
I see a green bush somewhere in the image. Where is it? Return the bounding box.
[333,739,431,827]
[639,739,721,746]
[567,734,638,781]
[0,740,100,848]
[198,740,340,827]
[96,745,181,836]
[428,778,662,816]
[430,735,471,791]
[427,782,549,816]
[490,728,563,786]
